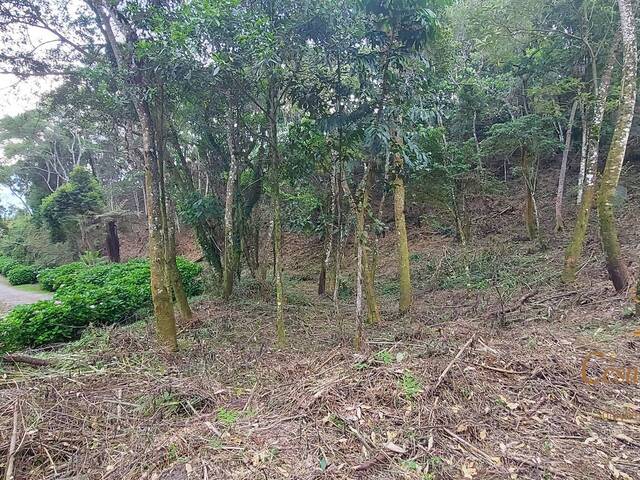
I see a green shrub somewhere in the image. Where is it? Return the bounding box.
[38,262,85,291]
[0,256,20,276]
[0,257,203,352]
[6,265,39,285]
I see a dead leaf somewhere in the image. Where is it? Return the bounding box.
[383,442,406,454]
[461,462,477,478]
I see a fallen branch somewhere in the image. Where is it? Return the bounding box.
[486,291,537,321]
[441,427,498,466]
[427,332,477,396]
[1,354,51,367]
[505,453,570,478]
[5,402,19,480]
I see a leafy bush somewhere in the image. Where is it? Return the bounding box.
[0,256,20,276]
[6,265,38,285]
[0,257,203,352]
[38,262,85,292]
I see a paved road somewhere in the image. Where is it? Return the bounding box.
[0,276,52,314]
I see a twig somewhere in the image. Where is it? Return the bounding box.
[5,402,19,480]
[472,363,528,375]
[505,453,570,478]
[427,333,477,396]
[486,291,537,320]
[353,452,386,472]
[441,427,498,466]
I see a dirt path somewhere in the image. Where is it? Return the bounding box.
[0,276,51,314]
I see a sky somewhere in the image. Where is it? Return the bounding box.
[0,18,60,212]
[0,75,47,210]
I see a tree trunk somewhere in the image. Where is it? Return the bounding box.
[223,113,240,301]
[562,38,618,284]
[393,151,412,315]
[140,117,177,350]
[166,199,193,321]
[521,150,540,243]
[93,3,177,350]
[321,155,339,296]
[351,169,380,325]
[577,101,588,206]
[268,86,286,347]
[332,159,345,320]
[105,220,120,263]
[597,0,637,292]
[555,99,578,231]
[355,199,366,351]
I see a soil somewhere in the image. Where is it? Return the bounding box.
[1,169,640,479]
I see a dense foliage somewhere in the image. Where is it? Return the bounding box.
[0,258,203,352]
[6,264,39,286]
[0,0,637,349]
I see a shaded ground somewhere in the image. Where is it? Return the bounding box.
[1,169,640,479]
[0,276,51,314]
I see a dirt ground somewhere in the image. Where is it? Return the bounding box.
[1,169,640,479]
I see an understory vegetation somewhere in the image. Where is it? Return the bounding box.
[0,258,202,352]
[0,0,640,478]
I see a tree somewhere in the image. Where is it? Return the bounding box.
[562,37,619,284]
[596,0,637,292]
[482,115,559,246]
[40,166,119,259]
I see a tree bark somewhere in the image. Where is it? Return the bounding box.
[104,220,120,263]
[223,112,239,300]
[555,99,578,232]
[345,169,381,326]
[166,199,193,320]
[393,151,412,315]
[267,85,286,347]
[94,2,177,350]
[577,100,588,206]
[597,0,637,292]
[562,38,618,284]
[355,205,365,351]
[521,150,540,243]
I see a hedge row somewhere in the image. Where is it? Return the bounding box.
[0,258,203,352]
[0,256,40,285]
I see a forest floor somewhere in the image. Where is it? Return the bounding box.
[0,276,51,315]
[2,168,640,479]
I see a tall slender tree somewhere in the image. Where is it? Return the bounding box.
[596,0,637,292]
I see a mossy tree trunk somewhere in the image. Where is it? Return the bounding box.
[320,154,339,296]
[562,38,618,284]
[354,200,366,350]
[596,0,637,292]
[555,99,578,232]
[393,150,412,315]
[223,110,240,301]
[165,199,192,321]
[345,169,380,327]
[361,167,381,325]
[267,83,286,347]
[332,158,345,322]
[141,111,178,350]
[94,3,177,350]
[521,149,540,244]
[577,101,588,206]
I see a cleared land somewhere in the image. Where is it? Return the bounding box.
[1,172,639,479]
